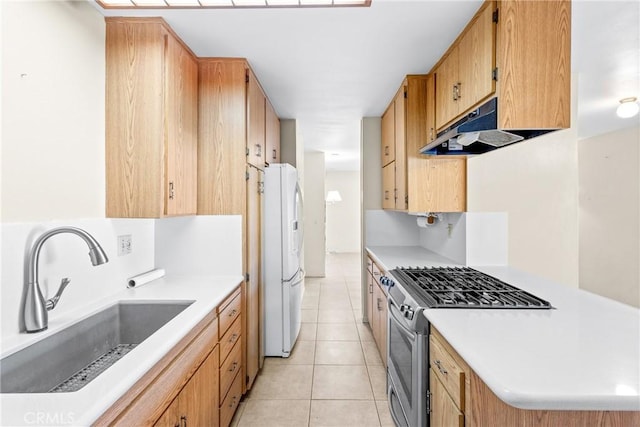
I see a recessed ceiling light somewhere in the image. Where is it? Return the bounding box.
[233,0,267,5]
[165,0,200,5]
[266,0,299,5]
[101,0,135,5]
[200,0,233,5]
[132,0,167,5]
[98,0,368,7]
[616,97,639,118]
[300,0,332,5]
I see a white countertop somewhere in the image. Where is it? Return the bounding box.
[0,275,243,426]
[367,245,640,412]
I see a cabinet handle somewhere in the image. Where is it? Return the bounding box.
[430,127,434,141]
[434,359,448,375]
[169,181,175,200]
[180,415,187,427]
[229,309,237,317]
[256,144,262,157]
[394,189,398,201]
[377,298,383,311]
[457,82,462,99]
[229,333,238,343]
[369,283,373,293]
[384,190,389,201]
[452,84,457,101]
[384,146,389,156]
[272,149,277,160]
[229,361,238,372]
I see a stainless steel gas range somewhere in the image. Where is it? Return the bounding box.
[385,266,552,427]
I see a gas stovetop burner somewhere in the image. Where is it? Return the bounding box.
[391,267,552,309]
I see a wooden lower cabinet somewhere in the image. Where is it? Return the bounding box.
[430,368,464,427]
[95,286,246,427]
[368,255,388,368]
[430,327,640,426]
[155,347,220,427]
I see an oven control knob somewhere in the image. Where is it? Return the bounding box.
[380,276,395,287]
[403,308,415,320]
[400,304,409,313]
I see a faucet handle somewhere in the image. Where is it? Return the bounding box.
[46,278,71,311]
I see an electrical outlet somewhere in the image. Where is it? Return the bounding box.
[117,235,132,256]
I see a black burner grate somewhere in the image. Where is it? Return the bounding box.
[391,267,552,309]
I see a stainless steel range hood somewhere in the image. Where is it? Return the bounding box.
[419,98,553,155]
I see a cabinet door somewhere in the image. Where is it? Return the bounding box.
[154,395,181,427]
[265,100,280,164]
[179,347,220,427]
[430,368,464,427]
[381,103,395,167]
[105,21,165,218]
[457,2,496,114]
[382,163,395,210]
[165,32,198,216]
[198,60,247,216]
[394,88,407,211]
[377,283,387,368]
[247,69,266,169]
[245,165,262,390]
[434,48,460,131]
[423,158,466,212]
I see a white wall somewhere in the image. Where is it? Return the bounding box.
[362,118,382,210]
[1,0,106,222]
[303,152,325,277]
[326,171,360,253]
[578,125,640,308]
[467,79,580,288]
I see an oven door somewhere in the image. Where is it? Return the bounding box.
[387,297,417,425]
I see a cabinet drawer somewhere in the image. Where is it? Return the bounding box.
[218,288,241,336]
[219,316,241,364]
[220,340,242,401]
[219,368,242,427]
[430,334,465,410]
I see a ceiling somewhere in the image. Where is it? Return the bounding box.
[97,0,640,171]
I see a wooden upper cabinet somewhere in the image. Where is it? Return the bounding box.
[382,74,466,213]
[497,0,571,130]
[435,50,460,131]
[433,0,570,133]
[265,100,280,164]
[247,69,266,169]
[165,33,198,217]
[435,2,496,131]
[381,104,395,167]
[457,2,495,114]
[105,18,198,218]
[382,164,395,210]
[197,59,247,216]
[394,87,407,211]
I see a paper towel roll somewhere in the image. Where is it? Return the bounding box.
[416,216,430,228]
[127,269,165,288]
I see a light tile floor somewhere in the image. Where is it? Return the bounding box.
[231,253,394,427]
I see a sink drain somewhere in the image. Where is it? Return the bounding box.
[49,344,138,393]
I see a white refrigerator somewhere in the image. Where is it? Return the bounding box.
[263,163,304,357]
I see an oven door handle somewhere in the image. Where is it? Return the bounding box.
[388,299,417,339]
[388,383,409,427]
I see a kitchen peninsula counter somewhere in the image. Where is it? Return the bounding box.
[366,245,640,412]
[0,275,243,426]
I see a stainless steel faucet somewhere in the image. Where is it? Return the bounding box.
[23,227,109,333]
